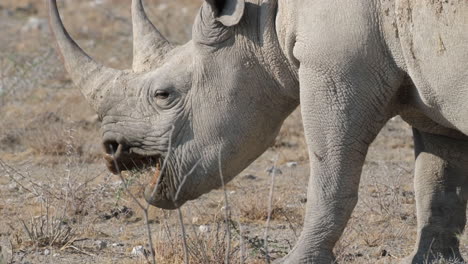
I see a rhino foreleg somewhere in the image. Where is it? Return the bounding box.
[280,63,400,263]
[402,129,468,264]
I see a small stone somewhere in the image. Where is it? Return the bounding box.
[286,161,298,168]
[1,8,13,17]
[199,225,210,233]
[43,249,50,256]
[112,243,124,247]
[7,183,18,192]
[108,57,118,64]
[131,246,147,257]
[266,166,283,175]
[21,17,48,33]
[229,191,236,195]
[26,193,36,199]
[243,174,257,180]
[95,240,107,250]
[53,253,59,257]
[220,206,231,211]
[157,3,168,11]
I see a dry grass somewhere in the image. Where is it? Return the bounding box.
[235,190,302,224]
[20,212,76,249]
[151,219,243,263]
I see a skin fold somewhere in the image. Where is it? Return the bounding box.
[49,0,468,263]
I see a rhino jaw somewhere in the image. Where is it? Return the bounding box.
[143,161,183,210]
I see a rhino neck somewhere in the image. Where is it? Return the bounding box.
[240,0,300,110]
[259,0,299,103]
[273,0,300,80]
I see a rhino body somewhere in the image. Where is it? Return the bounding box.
[49,0,468,263]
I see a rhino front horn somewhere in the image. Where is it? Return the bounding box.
[132,0,173,72]
[48,0,121,113]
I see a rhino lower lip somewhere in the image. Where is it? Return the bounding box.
[148,157,162,188]
[103,151,160,174]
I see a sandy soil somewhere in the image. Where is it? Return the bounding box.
[0,1,466,263]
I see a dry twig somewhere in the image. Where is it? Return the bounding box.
[264,154,279,263]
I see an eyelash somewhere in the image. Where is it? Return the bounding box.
[154,90,170,99]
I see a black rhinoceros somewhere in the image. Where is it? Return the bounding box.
[49,0,468,263]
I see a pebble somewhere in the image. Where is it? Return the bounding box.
[21,17,48,33]
[266,166,283,175]
[220,206,231,211]
[243,174,257,180]
[112,242,124,247]
[199,225,210,233]
[131,246,147,257]
[286,161,298,168]
[1,9,13,17]
[91,0,105,6]
[95,240,107,250]
[157,3,168,11]
[7,183,19,192]
[43,249,50,256]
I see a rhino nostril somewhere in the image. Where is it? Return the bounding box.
[104,140,120,155]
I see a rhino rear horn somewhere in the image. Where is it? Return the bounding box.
[48,0,121,113]
[132,0,173,72]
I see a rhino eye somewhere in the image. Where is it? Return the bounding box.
[154,90,170,100]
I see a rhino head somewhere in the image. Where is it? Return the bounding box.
[49,0,298,209]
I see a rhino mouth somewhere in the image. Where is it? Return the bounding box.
[103,150,179,210]
[103,150,159,175]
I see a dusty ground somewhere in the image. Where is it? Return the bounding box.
[0,1,466,263]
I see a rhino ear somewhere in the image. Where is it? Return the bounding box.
[206,0,245,27]
[193,0,245,44]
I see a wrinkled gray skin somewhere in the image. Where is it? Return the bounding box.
[49,0,468,263]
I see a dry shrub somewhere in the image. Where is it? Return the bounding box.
[152,220,243,264]
[1,160,126,261]
[20,214,76,249]
[1,156,115,228]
